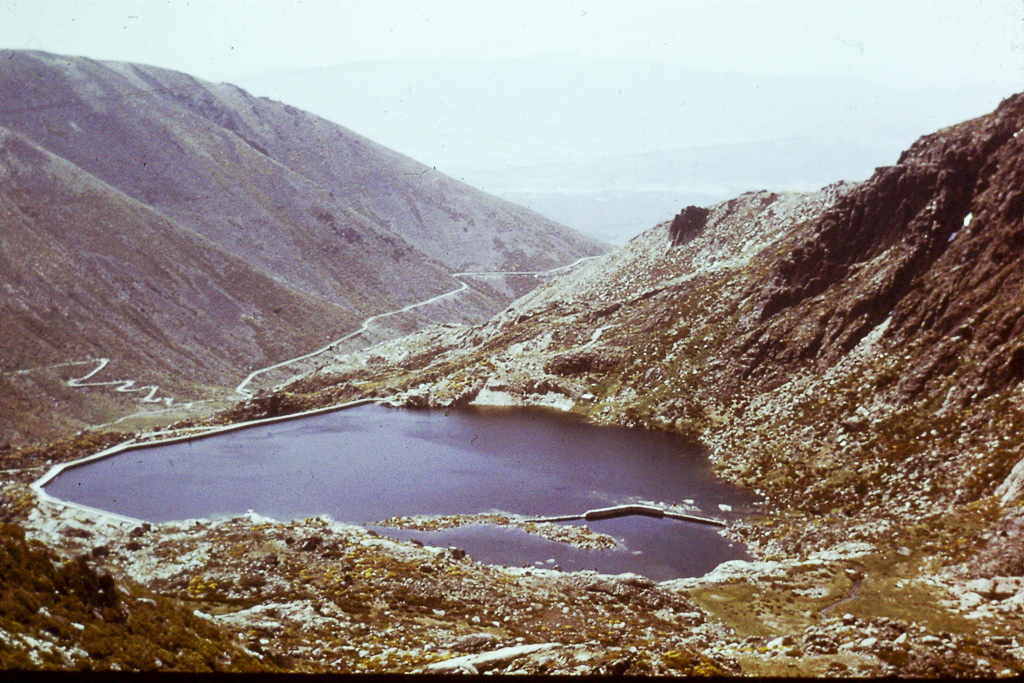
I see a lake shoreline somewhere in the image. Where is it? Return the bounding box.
[38,402,753,581]
[30,398,383,529]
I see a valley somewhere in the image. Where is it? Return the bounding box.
[0,50,1021,677]
[0,50,604,447]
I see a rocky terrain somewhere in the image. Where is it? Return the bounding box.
[1,88,1021,675]
[2,475,1021,676]
[0,50,605,447]
[280,93,1024,672]
[300,92,1023,538]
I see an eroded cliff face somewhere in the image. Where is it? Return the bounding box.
[750,93,1023,409]
[669,205,711,245]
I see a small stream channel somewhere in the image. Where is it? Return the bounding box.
[44,404,758,580]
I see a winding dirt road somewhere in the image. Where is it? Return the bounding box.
[4,357,176,406]
[7,257,599,417]
[65,357,173,405]
[233,257,599,396]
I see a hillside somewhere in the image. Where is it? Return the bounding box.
[2,92,1022,677]
[0,50,605,446]
[254,93,1024,673]
[0,51,603,279]
[0,126,361,443]
[309,92,1023,529]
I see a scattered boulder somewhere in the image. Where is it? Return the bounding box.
[299,535,323,552]
[966,576,1024,600]
[543,351,621,376]
[802,627,839,655]
[858,636,878,650]
[425,643,559,674]
[450,632,499,653]
[617,572,656,589]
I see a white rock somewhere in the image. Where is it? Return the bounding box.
[960,591,985,610]
[992,576,1024,599]
[662,559,785,591]
[995,456,1024,506]
[426,643,559,673]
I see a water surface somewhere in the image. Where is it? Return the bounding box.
[46,405,757,579]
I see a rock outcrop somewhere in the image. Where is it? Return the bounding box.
[669,205,711,245]
[750,94,1023,409]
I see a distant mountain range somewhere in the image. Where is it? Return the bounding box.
[0,50,605,446]
[236,56,1017,242]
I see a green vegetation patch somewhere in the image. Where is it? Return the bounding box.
[687,563,853,638]
[0,523,268,672]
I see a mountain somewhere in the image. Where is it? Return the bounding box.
[0,50,605,446]
[294,93,1023,570]
[4,90,1023,678]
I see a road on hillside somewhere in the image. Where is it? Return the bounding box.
[233,256,600,397]
[65,357,171,405]
[11,257,599,418]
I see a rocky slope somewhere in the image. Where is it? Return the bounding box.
[306,92,1023,533]
[2,89,1020,676]
[247,93,1024,672]
[0,50,605,446]
[3,479,1020,677]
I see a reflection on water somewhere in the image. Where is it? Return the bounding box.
[46,405,757,578]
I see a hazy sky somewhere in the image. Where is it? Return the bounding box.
[2,0,1022,88]
[3,0,1021,242]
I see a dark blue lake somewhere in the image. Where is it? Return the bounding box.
[45,405,757,580]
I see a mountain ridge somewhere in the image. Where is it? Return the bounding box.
[0,49,605,446]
